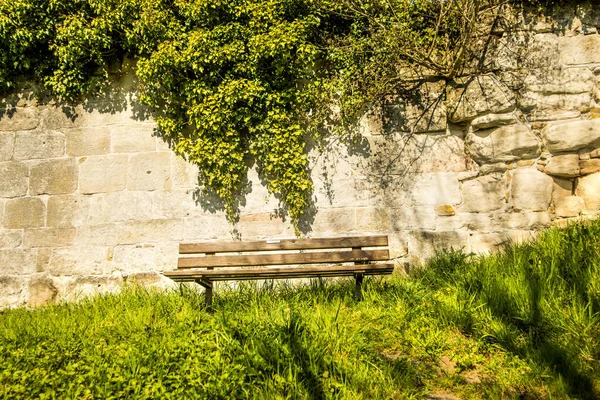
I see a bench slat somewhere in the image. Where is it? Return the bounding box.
[165,263,394,281]
[178,249,389,268]
[179,235,388,254]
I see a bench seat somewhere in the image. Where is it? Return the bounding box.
[164,235,394,309]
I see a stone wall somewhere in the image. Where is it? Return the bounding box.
[2,4,600,307]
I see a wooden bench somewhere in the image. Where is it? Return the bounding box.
[164,235,394,308]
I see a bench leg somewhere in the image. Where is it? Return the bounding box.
[354,272,364,302]
[195,279,213,312]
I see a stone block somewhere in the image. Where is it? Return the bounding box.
[46,195,89,227]
[555,196,585,217]
[117,219,184,244]
[592,148,600,158]
[576,172,600,210]
[542,120,600,152]
[0,249,38,274]
[171,155,199,189]
[524,67,595,94]
[0,132,14,161]
[0,162,28,198]
[390,206,436,231]
[528,110,581,122]
[466,124,540,163]
[79,154,128,194]
[519,91,592,112]
[13,131,65,160]
[552,178,573,202]
[460,175,506,213]
[405,173,462,206]
[0,107,39,131]
[113,243,179,273]
[436,212,496,232]
[559,34,600,65]
[183,216,233,240]
[28,276,58,307]
[497,212,552,230]
[408,230,468,261]
[0,276,25,308]
[356,208,391,232]
[470,113,517,130]
[111,125,156,153]
[46,246,112,276]
[58,276,124,301]
[127,152,171,191]
[447,75,515,123]
[0,230,22,248]
[435,205,455,216]
[75,224,118,246]
[544,154,580,178]
[41,105,146,130]
[237,213,285,238]
[29,158,78,195]
[23,228,76,247]
[3,197,45,228]
[312,208,356,233]
[65,127,111,156]
[388,234,408,258]
[152,190,199,219]
[511,169,553,211]
[470,232,511,254]
[87,192,154,224]
[579,159,600,175]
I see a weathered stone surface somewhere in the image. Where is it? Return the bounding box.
[79,154,128,194]
[409,231,468,261]
[127,152,171,191]
[46,247,112,276]
[497,212,552,230]
[354,208,390,232]
[0,230,22,248]
[152,190,199,219]
[383,82,447,133]
[579,159,600,175]
[576,172,600,210]
[511,169,553,211]
[47,195,89,227]
[404,173,462,206]
[65,127,111,156]
[0,108,39,131]
[436,212,495,232]
[555,196,584,217]
[23,228,76,248]
[528,110,581,122]
[460,175,505,213]
[592,148,600,158]
[312,209,356,233]
[42,106,147,130]
[0,277,24,308]
[552,178,573,202]
[113,243,178,273]
[3,198,45,228]
[524,68,595,94]
[435,205,455,216]
[544,154,580,177]
[171,155,199,189]
[559,34,600,65]
[447,75,516,123]
[183,216,232,240]
[0,162,28,198]
[75,224,117,246]
[58,276,124,300]
[29,158,78,195]
[111,125,156,153]
[28,277,58,306]
[519,92,592,112]
[0,249,37,274]
[470,113,517,130]
[0,133,14,161]
[388,234,408,258]
[390,206,435,231]
[14,131,65,160]
[117,219,184,244]
[542,120,600,152]
[87,192,154,224]
[237,213,285,238]
[467,124,540,163]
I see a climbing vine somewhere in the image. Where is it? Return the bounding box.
[0,0,548,230]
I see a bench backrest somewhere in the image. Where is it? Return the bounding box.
[178,236,389,269]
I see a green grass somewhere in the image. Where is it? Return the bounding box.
[1,221,600,399]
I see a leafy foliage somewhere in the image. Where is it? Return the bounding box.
[1,0,534,229]
[2,220,600,398]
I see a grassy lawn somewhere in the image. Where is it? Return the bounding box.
[1,221,599,399]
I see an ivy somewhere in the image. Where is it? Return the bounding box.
[0,0,547,231]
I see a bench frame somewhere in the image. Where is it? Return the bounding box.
[164,235,394,309]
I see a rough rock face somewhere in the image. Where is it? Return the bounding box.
[2,4,600,307]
